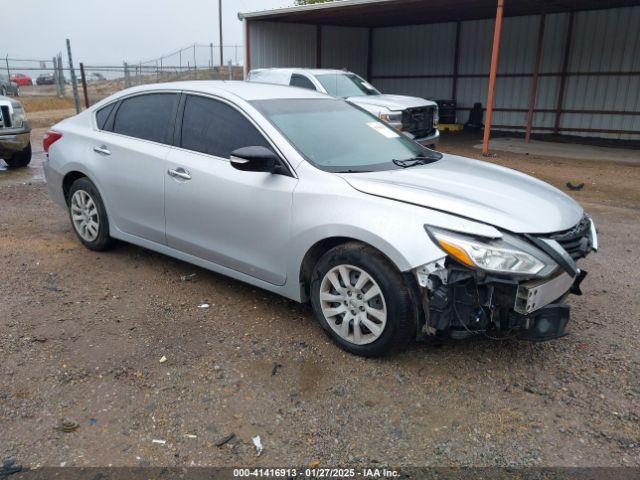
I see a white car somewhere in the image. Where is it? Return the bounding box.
[43,81,596,357]
[247,68,440,148]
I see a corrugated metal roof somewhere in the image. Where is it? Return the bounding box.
[239,0,640,27]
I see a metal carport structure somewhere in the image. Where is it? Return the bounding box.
[239,0,640,153]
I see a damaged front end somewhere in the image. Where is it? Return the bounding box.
[416,216,597,342]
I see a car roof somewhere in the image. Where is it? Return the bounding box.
[102,80,331,103]
[251,68,351,77]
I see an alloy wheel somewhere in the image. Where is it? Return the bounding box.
[319,264,387,345]
[70,190,100,242]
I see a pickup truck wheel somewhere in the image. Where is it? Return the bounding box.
[310,242,416,357]
[68,177,115,251]
[3,143,31,168]
[0,86,6,96]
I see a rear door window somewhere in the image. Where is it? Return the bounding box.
[290,74,316,91]
[112,93,179,144]
[180,95,270,159]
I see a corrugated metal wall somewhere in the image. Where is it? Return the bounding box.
[249,6,640,140]
[249,21,317,69]
[321,26,369,77]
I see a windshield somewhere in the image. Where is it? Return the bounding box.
[252,99,441,173]
[315,73,380,98]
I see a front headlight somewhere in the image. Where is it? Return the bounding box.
[379,111,403,128]
[11,103,26,128]
[428,228,546,275]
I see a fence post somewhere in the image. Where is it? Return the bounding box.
[210,43,214,70]
[79,62,89,109]
[66,39,81,113]
[4,55,9,77]
[52,57,62,97]
[57,53,66,97]
[124,62,131,88]
[228,59,233,80]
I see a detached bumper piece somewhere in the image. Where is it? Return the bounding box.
[517,304,569,342]
[424,267,586,342]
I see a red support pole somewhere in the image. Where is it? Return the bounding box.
[554,11,575,134]
[525,12,546,143]
[244,20,251,78]
[482,0,505,156]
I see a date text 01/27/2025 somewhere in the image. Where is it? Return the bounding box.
[232,467,400,478]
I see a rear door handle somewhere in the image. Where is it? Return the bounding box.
[93,145,111,156]
[167,167,192,181]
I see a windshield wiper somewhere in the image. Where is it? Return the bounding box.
[392,156,434,168]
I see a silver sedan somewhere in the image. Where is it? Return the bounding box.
[43,81,596,357]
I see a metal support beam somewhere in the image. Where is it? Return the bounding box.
[366,28,374,81]
[244,20,251,78]
[219,0,224,66]
[452,21,461,101]
[554,11,574,134]
[525,12,546,143]
[316,25,323,69]
[482,0,505,156]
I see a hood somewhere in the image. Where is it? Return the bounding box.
[339,154,583,234]
[347,94,436,112]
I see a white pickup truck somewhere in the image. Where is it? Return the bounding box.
[247,68,439,148]
[0,95,31,167]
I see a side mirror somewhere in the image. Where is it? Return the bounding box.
[230,146,281,174]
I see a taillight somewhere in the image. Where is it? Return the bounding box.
[43,130,63,154]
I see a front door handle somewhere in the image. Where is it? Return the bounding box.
[93,145,111,156]
[167,167,192,181]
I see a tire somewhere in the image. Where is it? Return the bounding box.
[1,86,6,96]
[310,242,416,357]
[4,143,31,168]
[67,177,115,251]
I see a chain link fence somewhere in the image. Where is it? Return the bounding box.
[2,42,245,115]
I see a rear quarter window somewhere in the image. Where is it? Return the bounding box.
[95,103,115,130]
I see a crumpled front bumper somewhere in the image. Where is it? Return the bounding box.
[415,218,596,342]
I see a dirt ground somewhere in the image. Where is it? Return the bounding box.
[0,128,639,469]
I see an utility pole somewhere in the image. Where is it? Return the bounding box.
[219,0,224,66]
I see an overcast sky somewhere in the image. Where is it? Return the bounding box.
[4,0,293,66]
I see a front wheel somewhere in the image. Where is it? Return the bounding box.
[68,177,115,251]
[3,143,31,168]
[310,242,416,357]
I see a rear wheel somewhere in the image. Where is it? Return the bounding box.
[0,86,6,96]
[68,177,115,251]
[3,143,31,168]
[310,242,416,357]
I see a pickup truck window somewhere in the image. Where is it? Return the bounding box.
[253,98,440,173]
[315,73,380,98]
[290,74,316,91]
